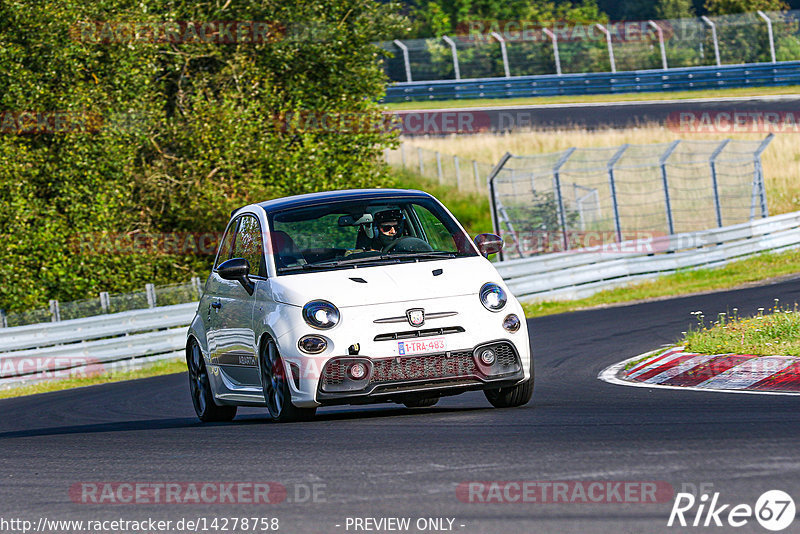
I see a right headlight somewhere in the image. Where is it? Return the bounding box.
[479,282,507,312]
[302,300,340,329]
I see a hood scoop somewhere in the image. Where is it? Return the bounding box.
[349,277,367,283]
[432,268,443,276]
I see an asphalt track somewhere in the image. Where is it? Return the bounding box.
[398,94,800,133]
[2,278,800,533]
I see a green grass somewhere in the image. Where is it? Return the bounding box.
[682,302,800,356]
[383,85,800,111]
[522,248,800,318]
[390,167,493,236]
[0,358,186,400]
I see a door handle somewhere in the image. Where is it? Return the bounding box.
[211,301,222,310]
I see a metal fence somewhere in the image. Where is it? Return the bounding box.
[384,144,496,194]
[485,135,773,259]
[380,10,800,84]
[0,278,203,329]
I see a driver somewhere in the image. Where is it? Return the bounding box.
[370,209,405,251]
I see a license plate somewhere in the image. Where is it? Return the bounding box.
[398,337,447,356]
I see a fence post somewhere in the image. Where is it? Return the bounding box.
[99,291,110,314]
[473,160,480,191]
[607,144,629,243]
[648,21,668,69]
[49,299,61,322]
[454,155,462,190]
[0,309,6,328]
[543,28,561,75]
[487,153,513,261]
[709,139,730,227]
[757,11,776,64]
[594,24,616,73]
[436,151,443,183]
[442,36,461,80]
[145,283,156,308]
[660,140,680,235]
[393,40,412,82]
[192,276,203,299]
[418,147,424,175]
[553,147,577,251]
[490,32,511,77]
[753,133,774,218]
[701,16,721,66]
[400,143,406,167]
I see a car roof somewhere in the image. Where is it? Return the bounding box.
[251,188,434,215]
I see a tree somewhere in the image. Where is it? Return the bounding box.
[704,0,789,15]
[0,0,405,311]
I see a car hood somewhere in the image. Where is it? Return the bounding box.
[269,256,503,308]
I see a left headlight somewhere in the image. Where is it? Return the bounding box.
[479,282,507,312]
[302,300,340,329]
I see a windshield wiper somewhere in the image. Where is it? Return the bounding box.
[391,251,458,260]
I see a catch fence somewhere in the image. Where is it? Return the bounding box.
[487,135,774,259]
[380,10,800,84]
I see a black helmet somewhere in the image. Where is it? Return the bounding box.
[373,209,405,248]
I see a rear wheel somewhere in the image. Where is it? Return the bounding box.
[484,360,534,408]
[187,339,237,422]
[259,338,317,423]
[403,397,439,408]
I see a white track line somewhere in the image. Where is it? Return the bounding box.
[598,350,800,397]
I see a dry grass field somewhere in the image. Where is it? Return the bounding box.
[404,126,800,216]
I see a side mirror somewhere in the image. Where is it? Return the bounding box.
[474,233,504,257]
[217,258,255,295]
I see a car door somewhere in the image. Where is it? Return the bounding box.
[215,213,264,387]
[205,216,239,365]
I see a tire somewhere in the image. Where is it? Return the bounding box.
[259,338,317,423]
[187,339,237,422]
[483,359,534,409]
[403,397,439,408]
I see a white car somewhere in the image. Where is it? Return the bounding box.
[186,189,533,422]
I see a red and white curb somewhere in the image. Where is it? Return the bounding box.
[599,346,800,396]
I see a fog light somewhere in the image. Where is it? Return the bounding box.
[298,335,327,354]
[479,349,496,366]
[503,314,521,332]
[348,362,368,380]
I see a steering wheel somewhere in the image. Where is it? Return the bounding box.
[382,237,405,253]
[382,237,433,254]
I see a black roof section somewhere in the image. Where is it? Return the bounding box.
[252,189,433,215]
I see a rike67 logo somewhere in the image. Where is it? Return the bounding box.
[668,490,796,531]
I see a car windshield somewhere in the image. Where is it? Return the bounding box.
[267,196,477,275]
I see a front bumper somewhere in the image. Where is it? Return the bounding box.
[315,340,525,406]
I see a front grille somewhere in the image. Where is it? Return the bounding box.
[373,326,464,342]
[322,360,346,387]
[369,351,476,385]
[495,343,517,368]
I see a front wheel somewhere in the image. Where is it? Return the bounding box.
[187,339,237,422]
[484,361,534,408]
[259,338,317,423]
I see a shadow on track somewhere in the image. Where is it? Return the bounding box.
[0,405,492,439]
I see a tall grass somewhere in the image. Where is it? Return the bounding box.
[405,126,800,216]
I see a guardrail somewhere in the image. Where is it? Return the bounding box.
[0,303,196,388]
[495,210,800,301]
[383,61,800,102]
